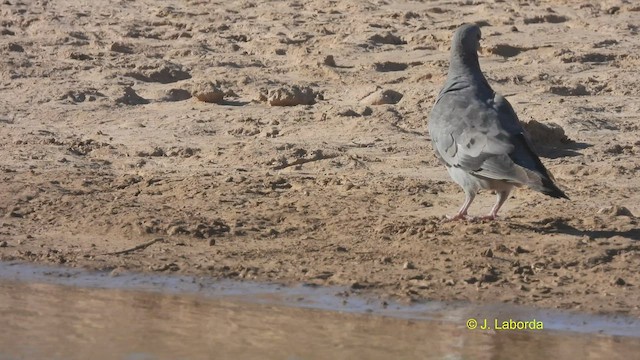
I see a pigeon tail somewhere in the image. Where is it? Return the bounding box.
[509,133,569,200]
[540,177,569,200]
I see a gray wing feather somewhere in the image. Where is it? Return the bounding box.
[429,89,547,188]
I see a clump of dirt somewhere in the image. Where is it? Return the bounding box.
[115,87,149,105]
[125,62,191,84]
[360,89,403,105]
[523,120,569,145]
[191,81,225,103]
[259,85,317,106]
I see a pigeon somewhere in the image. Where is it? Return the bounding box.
[428,23,568,220]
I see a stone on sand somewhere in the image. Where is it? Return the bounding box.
[191,81,225,103]
[115,87,149,105]
[522,120,568,145]
[359,89,403,105]
[259,85,317,106]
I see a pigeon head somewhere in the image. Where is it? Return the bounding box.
[449,23,482,73]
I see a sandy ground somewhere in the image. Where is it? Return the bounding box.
[1,0,640,316]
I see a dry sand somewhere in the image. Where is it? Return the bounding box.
[1,0,640,316]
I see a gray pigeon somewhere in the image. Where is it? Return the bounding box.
[428,24,568,220]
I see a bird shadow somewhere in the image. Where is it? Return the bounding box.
[508,218,640,242]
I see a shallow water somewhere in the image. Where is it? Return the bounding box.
[1,262,639,360]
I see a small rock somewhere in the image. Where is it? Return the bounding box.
[110,42,134,54]
[480,273,499,283]
[402,261,415,270]
[8,42,23,52]
[115,87,149,105]
[69,52,92,61]
[369,32,406,45]
[260,85,317,106]
[464,277,478,284]
[359,89,403,105]
[336,246,348,252]
[523,120,568,146]
[151,263,180,272]
[191,81,225,103]
[125,63,191,84]
[495,244,509,253]
[0,240,7,247]
[323,55,337,67]
[1,28,15,36]
[109,268,124,277]
[547,84,590,96]
[148,147,165,157]
[311,271,333,280]
[167,225,186,236]
[351,282,367,289]
[484,44,525,58]
[275,48,286,55]
[270,177,291,190]
[162,88,192,102]
[444,279,456,286]
[613,277,626,286]
[514,265,534,275]
[536,287,551,294]
[361,106,373,116]
[337,109,361,117]
[603,144,632,155]
[606,6,620,15]
[482,248,493,258]
[523,14,569,24]
[514,246,530,254]
[598,205,634,217]
[373,61,408,72]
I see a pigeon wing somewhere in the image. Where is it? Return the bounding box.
[429,89,514,175]
[430,90,567,198]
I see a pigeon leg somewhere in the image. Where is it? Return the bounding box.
[445,192,475,221]
[480,190,510,220]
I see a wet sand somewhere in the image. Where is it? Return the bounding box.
[1,0,640,316]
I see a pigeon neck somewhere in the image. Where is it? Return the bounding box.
[448,46,482,79]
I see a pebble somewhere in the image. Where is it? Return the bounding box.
[8,42,24,52]
[402,261,415,270]
[482,248,493,258]
[323,55,337,67]
[464,276,478,284]
[613,277,626,286]
[359,89,403,105]
[598,205,634,217]
[115,86,149,105]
